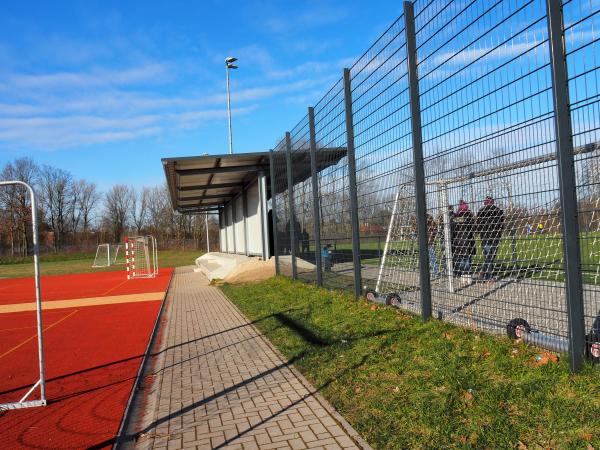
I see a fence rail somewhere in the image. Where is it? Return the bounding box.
[269,0,600,372]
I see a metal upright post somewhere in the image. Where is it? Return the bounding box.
[285,132,298,279]
[343,68,362,298]
[269,150,280,274]
[404,1,432,320]
[205,211,210,253]
[308,107,323,286]
[231,203,237,254]
[546,0,585,372]
[242,188,249,256]
[259,171,271,260]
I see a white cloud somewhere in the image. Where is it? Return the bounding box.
[8,62,171,90]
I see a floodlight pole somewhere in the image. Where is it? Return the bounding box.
[226,67,232,154]
[0,181,46,406]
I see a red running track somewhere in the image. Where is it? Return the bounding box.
[0,269,172,449]
[0,269,173,305]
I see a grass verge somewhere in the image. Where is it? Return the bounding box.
[222,277,600,449]
[0,250,202,278]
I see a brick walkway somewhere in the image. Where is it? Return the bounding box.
[125,267,371,450]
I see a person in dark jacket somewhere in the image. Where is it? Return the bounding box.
[452,200,475,277]
[476,196,505,280]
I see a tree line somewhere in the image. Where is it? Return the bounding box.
[0,157,217,257]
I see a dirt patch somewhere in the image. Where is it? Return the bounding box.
[223,257,276,284]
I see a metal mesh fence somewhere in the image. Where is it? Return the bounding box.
[313,79,352,291]
[566,0,600,360]
[267,0,600,368]
[290,115,317,284]
[272,137,293,276]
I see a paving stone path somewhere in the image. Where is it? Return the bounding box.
[126,267,371,450]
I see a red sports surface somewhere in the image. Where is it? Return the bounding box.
[0,269,172,449]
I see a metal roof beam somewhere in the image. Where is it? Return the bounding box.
[178,194,235,201]
[176,165,267,176]
[177,182,244,191]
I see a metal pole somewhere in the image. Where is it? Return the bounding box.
[376,192,399,293]
[242,188,249,256]
[285,132,298,279]
[404,0,432,320]
[226,66,233,155]
[546,0,585,372]
[441,184,454,293]
[343,68,362,298]
[269,150,281,274]
[259,172,271,260]
[223,207,230,253]
[308,107,323,286]
[206,211,210,253]
[0,181,45,404]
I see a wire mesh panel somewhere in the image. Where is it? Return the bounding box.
[272,137,293,276]
[313,79,354,291]
[415,0,571,340]
[565,0,600,361]
[349,12,423,311]
[289,114,318,284]
[266,0,598,366]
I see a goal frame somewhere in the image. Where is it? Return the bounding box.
[0,181,46,411]
[125,235,158,279]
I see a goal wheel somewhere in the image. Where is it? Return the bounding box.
[364,289,377,302]
[586,333,600,363]
[507,318,531,340]
[385,293,401,307]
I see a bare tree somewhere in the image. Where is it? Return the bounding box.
[104,184,134,242]
[132,187,150,234]
[78,181,101,234]
[39,165,73,251]
[0,158,39,255]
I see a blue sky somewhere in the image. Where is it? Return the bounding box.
[0,0,404,191]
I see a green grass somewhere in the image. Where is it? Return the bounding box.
[0,250,202,278]
[222,277,600,449]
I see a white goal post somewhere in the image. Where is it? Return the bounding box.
[92,243,123,267]
[0,181,46,411]
[125,235,158,279]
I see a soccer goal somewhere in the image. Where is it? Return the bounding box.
[0,181,46,411]
[92,243,123,267]
[125,235,158,279]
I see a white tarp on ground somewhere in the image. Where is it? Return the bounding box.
[195,253,250,280]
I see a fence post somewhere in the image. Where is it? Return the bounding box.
[343,68,363,298]
[546,0,585,372]
[404,1,432,320]
[308,106,323,286]
[285,132,298,279]
[269,149,280,275]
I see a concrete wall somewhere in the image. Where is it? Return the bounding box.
[217,177,266,257]
[246,182,263,255]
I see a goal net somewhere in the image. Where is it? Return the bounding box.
[125,236,158,279]
[92,244,123,267]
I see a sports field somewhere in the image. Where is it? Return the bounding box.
[0,269,173,449]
